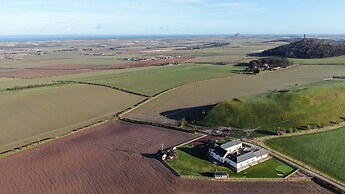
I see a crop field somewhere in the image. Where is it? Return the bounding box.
[187,41,285,64]
[0,48,192,78]
[0,68,90,79]
[0,57,192,79]
[73,64,242,96]
[265,127,345,184]
[0,84,145,152]
[0,121,327,194]
[201,80,345,135]
[291,55,345,65]
[0,52,131,69]
[167,145,295,178]
[127,65,345,125]
[0,68,135,91]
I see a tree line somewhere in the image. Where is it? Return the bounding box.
[245,58,292,74]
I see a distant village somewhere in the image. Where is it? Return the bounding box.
[124,55,181,62]
[176,42,230,50]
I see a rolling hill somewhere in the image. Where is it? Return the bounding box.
[200,80,345,135]
[260,38,345,59]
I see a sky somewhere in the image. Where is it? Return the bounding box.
[0,0,344,35]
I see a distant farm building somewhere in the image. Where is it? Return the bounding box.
[209,139,269,172]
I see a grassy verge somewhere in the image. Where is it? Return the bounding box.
[166,145,295,178]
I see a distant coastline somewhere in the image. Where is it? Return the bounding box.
[0,34,229,42]
[1,34,344,43]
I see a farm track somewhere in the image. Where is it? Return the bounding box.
[58,80,151,97]
[0,121,329,194]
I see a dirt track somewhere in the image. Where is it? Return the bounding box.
[0,121,328,194]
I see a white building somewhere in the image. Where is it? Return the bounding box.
[214,171,228,179]
[209,139,269,172]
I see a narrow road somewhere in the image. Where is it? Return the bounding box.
[244,141,345,192]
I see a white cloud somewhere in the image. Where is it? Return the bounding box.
[167,0,203,3]
[214,3,255,7]
[153,0,203,3]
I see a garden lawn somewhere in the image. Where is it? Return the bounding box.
[233,158,295,178]
[166,145,233,177]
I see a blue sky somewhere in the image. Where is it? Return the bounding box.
[0,0,344,35]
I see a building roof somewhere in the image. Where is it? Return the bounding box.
[237,151,256,163]
[254,148,268,157]
[227,151,256,163]
[213,146,227,157]
[214,171,228,176]
[220,139,242,150]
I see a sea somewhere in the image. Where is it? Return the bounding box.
[0,34,225,42]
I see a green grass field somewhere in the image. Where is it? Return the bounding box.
[201,80,345,135]
[0,63,240,95]
[127,65,345,125]
[0,84,144,152]
[186,41,284,64]
[167,145,294,178]
[265,127,345,184]
[73,63,242,96]
[0,68,136,92]
[291,55,345,65]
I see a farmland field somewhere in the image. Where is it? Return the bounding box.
[0,121,327,194]
[73,64,242,96]
[0,36,342,193]
[292,55,345,65]
[186,41,286,64]
[127,65,345,125]
[265,127,345,184]
[0,84,145,152]
[0,57,191,79]
[0,68,135,91]
[0,54,128,69]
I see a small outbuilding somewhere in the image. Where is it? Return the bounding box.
[214,171,228,180]
[158,148,178,161]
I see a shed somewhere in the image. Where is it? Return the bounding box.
[214,171,228,180]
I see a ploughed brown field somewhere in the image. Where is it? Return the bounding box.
[0,57,191,78]
[0,121,327,194]
[0,68,90,79]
